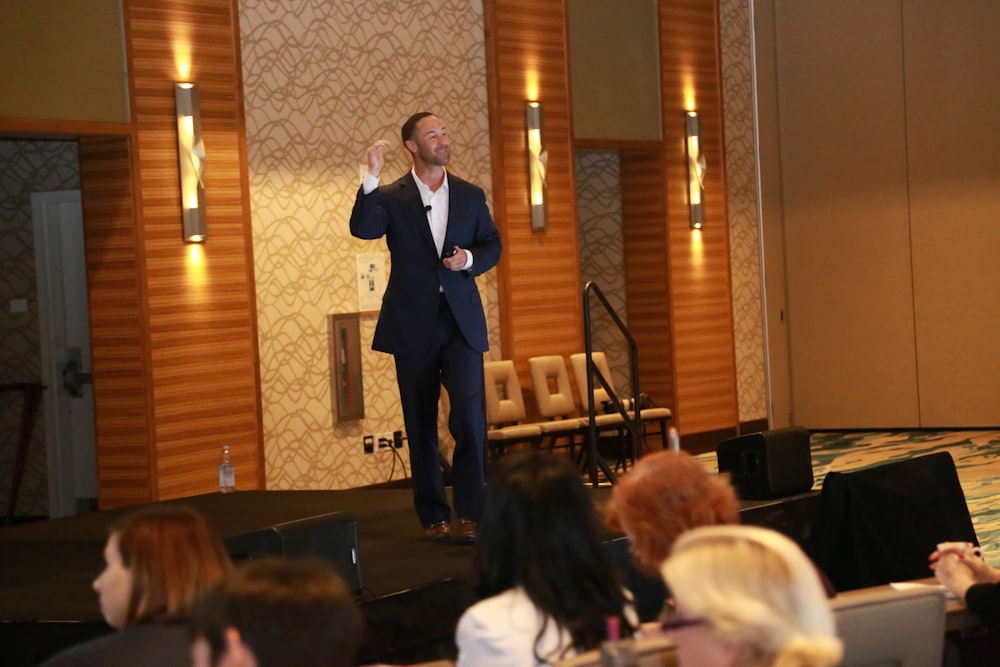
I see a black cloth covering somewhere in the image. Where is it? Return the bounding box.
[808,451,978,592]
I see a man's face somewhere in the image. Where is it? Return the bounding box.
[406,115,450,167]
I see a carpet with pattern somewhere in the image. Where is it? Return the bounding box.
[695,429,1000,555]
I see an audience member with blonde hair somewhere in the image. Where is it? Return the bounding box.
[40,505,232,667]
[659,525,842,667]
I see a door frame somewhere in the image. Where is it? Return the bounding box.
[31,189,96,517]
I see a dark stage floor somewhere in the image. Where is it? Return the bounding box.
[0,486,817,666]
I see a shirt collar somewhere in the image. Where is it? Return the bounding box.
[411,168,449,198]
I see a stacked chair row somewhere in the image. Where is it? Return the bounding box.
[482,353,672,468]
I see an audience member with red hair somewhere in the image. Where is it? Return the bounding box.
[604,450,740,621]
[40,505,232,667]
[605,449,740,577]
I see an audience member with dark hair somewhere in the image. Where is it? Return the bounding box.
[456,449,636,666]
[190,557,363,667]
[40,505,232,667]
[660,525,842,667]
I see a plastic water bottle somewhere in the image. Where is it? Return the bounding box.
[668,426,681,452]
[219,445,236,493]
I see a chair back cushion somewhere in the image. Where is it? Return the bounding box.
[483,360,527,425]
[528,355,577,418]
[831,585,945,667]
[569,351,613,407]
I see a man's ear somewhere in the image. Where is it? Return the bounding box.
[222,627,257,667]
[404,138,417,153]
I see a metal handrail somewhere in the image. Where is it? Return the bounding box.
[581,281,643,487]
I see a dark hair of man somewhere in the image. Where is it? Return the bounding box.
[113,505,232,627]
[472,450,634,661]
[401,111,435,144]
[190,557,363,667]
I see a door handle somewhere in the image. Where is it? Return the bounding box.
[62,348,93,398]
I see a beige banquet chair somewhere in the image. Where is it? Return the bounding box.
[569,351,672,457]
[482,360,543,463]
[830,584,946,667]
[526,355,587,459]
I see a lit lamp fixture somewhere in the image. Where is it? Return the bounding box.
[525,101,548,230]
[175,83,207,243]
[685,111,706,229]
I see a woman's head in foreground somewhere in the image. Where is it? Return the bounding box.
[660,525,842,667]
[473,449,633,654]
[93,505,231,629]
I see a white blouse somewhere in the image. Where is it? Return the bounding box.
[455,587,638,667]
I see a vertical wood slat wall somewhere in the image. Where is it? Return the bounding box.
[659,0,739,435]
[621,150,676,414]
[82,0,263,507]
[486,0,738,437]
[79,136,155,506]
[484,0,584,384]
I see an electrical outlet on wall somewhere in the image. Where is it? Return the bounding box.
[377,433,393,449]
[363,435,374,454]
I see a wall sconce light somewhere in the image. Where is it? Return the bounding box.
[685,111,706,229]
[175,83,207,243]
[526,101,548,230]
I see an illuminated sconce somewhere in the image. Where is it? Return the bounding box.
[685,111,706,229]
[526,101,548,230]
[175,83,207,243]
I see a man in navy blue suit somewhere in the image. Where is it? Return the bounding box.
[350,112,502,543]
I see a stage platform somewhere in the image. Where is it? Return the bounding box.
[0,486,819,666]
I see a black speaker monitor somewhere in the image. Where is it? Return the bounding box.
[717,426,814,500]
[224,511,363,593]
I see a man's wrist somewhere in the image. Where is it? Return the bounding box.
[362,171,380,195]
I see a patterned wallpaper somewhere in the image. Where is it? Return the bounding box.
[0,140,80,517]
[574,151,631,395]
[720,0,767,423]
[238,0,495,490]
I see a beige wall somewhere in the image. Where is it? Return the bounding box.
[0,0,127,123]
[239,0,496,489]
[757,0,1000,428]
[568,0,662,141]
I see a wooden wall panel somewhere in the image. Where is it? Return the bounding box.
[659,0,738,435]
[122,0,263,500]
[621,150,675,413]
[79,136,155,508]
[485,0,583,380]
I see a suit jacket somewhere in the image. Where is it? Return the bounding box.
[350,171,501,356]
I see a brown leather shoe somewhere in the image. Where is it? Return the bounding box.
[424,520,451,542]
[455,519,477,543]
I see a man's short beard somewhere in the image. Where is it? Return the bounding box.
[420,149,449,166]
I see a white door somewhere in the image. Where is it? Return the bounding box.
[31,190,97,518]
